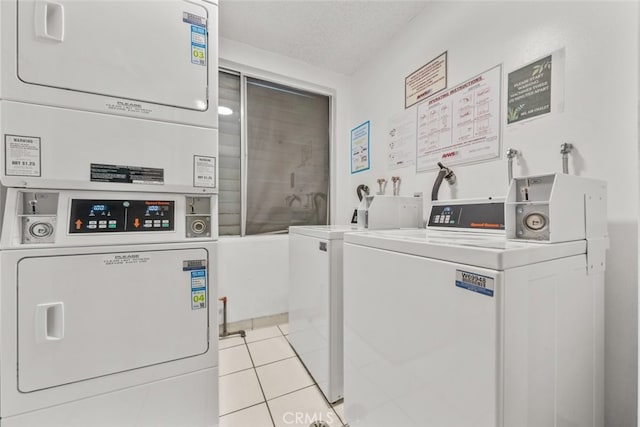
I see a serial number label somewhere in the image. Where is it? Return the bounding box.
[455,270,495,297]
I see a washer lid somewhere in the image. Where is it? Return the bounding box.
[344,229,587,270]
[289,225,360,240]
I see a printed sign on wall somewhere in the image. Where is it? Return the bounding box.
[416,65,502,172]
[405,52,448,109]
[351,121,370,174]
[507,55,552,124]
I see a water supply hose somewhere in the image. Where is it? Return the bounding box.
[356,184,369,201]
[431,162,456,201]
[560,143,573,174]
[506,148,519,183]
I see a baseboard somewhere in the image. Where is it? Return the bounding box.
[219,312,288,336]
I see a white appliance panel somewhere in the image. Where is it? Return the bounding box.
[288,226,346,403]
[344,244,499,427]
[17,0,209,112]
[0,102,218,193]
[18,248,209,392]
[502,256,604,427]
[3,368,218,427]
[1,242,217,419]
[289,233,333,399]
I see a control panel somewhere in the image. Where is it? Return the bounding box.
[428,202,505,230]
[69,199,175,233]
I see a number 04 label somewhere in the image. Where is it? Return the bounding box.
[191,269,207,310]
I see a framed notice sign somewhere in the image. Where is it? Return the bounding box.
[351,121,370,174]
[405,51,447,109]
[507,49,565,124]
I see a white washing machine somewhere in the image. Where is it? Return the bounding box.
[0,1,220,425]
[343,174,607,427]
[289,225,357,403]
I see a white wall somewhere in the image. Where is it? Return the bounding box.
[217,38,351,323]
[216,236,289,322]
[344,2,638,426]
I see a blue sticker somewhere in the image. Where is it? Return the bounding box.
[455,270,494,297]
[191,269,207,309]
[191,25,206,66]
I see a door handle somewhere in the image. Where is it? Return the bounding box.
[35,1,65,42]
[35,302,65,342]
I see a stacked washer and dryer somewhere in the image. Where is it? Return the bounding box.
[343,173,608,427]
[0,1,219,426]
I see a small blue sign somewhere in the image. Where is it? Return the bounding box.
[190,25,206,66]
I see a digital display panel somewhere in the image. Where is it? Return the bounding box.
[69,199,175,233]
[428,202,505,230]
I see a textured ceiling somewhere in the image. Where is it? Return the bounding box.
[219,1,429,76]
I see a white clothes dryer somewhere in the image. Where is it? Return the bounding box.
[288,225,357,403]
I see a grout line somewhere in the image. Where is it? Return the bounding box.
[245,341,277,427]
[245,334,285,345]
[219,342,245,350]
[253,355,298,369]
[218,401,268,419]
[218,365,255,378]
[244,329,285,345]
[285,339,345,426]
[266,384,317,403]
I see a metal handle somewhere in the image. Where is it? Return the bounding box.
[35,302,65,342]
[35,1,65,42]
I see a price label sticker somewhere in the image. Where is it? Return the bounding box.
[5,135,41,177]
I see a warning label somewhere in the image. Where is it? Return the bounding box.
[5,134,41,177]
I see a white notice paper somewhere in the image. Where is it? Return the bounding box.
[194,155,216,188]
[387,109,417,170]
[5,135,41,177]
[416,65,502,172]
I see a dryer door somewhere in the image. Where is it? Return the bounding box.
[17,248,210,392]
[17,0,211,111]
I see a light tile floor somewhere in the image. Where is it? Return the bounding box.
[219,323,345,427]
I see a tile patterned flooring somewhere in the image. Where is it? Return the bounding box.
[219,324,345,427]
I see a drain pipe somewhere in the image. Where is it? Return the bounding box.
[218,296,246,338]
[560,143,573,174]
[506,148,519,183]
[431,162,456,201]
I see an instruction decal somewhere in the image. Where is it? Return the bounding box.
[103,254,151,266]
[191,269,207,310]
[190,25,206,66]
[455,270,494,297]
[105,100,152,115]
[5,135,41,177]
[91,163,164,185]
[194,155,216,188]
